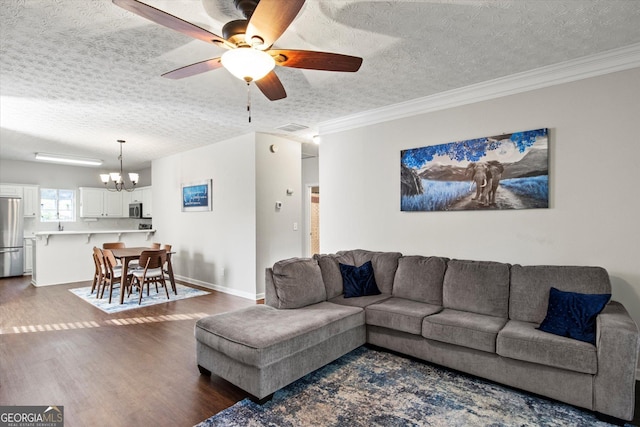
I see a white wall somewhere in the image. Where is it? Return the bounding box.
[152,132,302,300]
[255,134,302,294]
[319,68,640,327]
[302,156,319,256]
[152,133,257,299]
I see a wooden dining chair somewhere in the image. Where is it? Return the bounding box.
[128,249,169,304]
[101,249,125,304]
[150,243,161,249]
[160,244,176,295]
[103,242,126,267]
[103,242,125,250]
[91,247,106,296]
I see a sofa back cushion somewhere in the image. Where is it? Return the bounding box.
[271,258,327,309]
[443,259,510,318]
[313,253,352,299]
[314,250,402,298]
[337,250,402,295]
[509,264,611,323]
[392,256,447,305]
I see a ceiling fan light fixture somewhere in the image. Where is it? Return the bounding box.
[221,47,275,82]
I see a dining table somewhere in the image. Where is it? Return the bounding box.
[109,247,177,304]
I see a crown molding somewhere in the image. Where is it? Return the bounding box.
[319,43,640,135]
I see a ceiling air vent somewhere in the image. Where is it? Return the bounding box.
[276,123,309,133]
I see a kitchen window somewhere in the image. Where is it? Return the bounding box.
[41,188,76,222]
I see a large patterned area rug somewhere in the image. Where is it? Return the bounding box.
[69,284,209,314]
[196,346,629,427]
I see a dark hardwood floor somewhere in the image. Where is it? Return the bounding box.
[2,275,639,426]
[0,275,255,427]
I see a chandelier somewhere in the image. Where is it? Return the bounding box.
[99,140,139,192]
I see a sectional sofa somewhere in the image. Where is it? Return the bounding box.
[194,249,639,421]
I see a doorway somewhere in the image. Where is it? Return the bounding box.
[308,185,320,256]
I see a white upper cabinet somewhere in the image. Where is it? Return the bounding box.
[22,185,40,217]
[104,190,123,217]
[79,188,124,218]
[129,187,152,218]
[141,187,152,218]
[0,184,24,198]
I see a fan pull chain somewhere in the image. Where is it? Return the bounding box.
[247,82,251,123]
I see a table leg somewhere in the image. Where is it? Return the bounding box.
[120,257,130,304]
[167,254,177,295]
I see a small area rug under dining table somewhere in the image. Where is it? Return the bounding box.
[195,346,627,427]
[69,284,209,314]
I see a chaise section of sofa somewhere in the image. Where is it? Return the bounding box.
[195,257,366,402]
[195,302,364,401]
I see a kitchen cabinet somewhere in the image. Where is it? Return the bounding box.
[141,187,152,218]
[121,190,133,217]
[22,185,39,217]
[0,184,23,198]
[79,188,124,218]
[129,187,152,218]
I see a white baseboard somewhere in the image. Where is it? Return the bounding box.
[174,274,262,301]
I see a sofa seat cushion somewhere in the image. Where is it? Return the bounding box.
[195,302,364,368]
[365,297,442,335]
[496,320,597,374]
[422,309,507,353]
[329,293,392,308]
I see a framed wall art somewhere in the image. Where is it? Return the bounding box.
[401,128,548,212]
[181,179,213,212]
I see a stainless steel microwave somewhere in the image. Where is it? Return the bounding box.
[129,203,142,218]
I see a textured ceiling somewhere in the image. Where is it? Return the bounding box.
[1,0,640,170]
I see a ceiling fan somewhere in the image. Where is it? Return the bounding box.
[112,0,363,102]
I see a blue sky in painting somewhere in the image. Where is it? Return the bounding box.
[401,128,547,169]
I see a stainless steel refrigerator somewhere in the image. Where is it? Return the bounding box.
[0,196,24,278]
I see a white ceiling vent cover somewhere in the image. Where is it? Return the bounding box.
[276,123,309,133]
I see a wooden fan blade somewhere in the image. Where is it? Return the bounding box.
[269,49,363,72]
[255,71,287,101]
[112,0,228,46]
[161,58,222,79]
[246,0,305,50]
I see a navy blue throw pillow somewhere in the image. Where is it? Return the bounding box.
[339,261,381,298]
[537,287,611,344]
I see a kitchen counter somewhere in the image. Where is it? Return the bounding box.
[35,229,155,245]
[33,229,157,287]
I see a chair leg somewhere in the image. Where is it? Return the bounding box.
[162,277,169,299]
[138,276,145,304]
[108,281,114,304]
[99,280,106,299]
[94,277,102,298]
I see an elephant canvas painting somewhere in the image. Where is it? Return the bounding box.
[401,128,548,211]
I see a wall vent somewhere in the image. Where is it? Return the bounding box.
[276,123,309,133]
